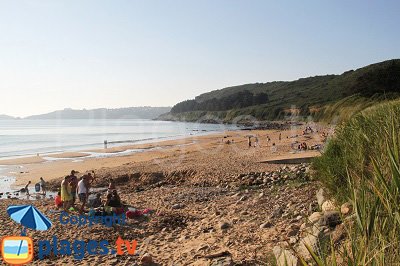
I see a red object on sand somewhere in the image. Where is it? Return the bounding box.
[55,195,62,207]
[126,210,143,219]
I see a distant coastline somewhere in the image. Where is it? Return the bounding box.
[0,106,171,120]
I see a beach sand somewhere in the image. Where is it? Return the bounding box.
[0,125,329,264]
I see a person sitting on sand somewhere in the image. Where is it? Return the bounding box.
[106,190,122,208]
[55,190,63,208]
[39,177,47,195]
[61,176,73,211]
[77,175,88,213]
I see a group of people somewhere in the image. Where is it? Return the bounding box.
[59,170,96,212]
[247,136,259,147]
[21,177,47,196]
[56,171,125,216]
[297,142,308,150]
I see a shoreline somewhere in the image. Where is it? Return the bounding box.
[0,125,326,190]
[0,130,236,188]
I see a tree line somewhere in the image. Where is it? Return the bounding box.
[171,90,269,113]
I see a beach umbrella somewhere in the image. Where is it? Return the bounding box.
[7,205,52,232]
[7,205,52,257]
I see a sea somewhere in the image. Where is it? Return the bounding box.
[0,119,236,159]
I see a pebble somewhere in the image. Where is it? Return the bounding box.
[219,222,230,230]
[260,221,273,229]
[140,253,153,265]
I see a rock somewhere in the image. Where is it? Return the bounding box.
[297,225,324,261]
[320,211,342,227]
[316,188,325,207]
[219,222,230,230]
[331,223,347,245]
[260,222,273,229]
[197,244,210,252]
[322,200,336,212]
[309,202,319,214]
[273,246,298,266]
[289,237,297,245]
[341,202,353,215]
[172,203,184,209]
[140,253,153,265]
[286,228,299,237]
[272,207,284,218]
[210,256,233,266]
[179,235,189,242]
[239,196,247,201]
[308,212,323,224]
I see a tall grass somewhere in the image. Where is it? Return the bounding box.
[313,100,400,264]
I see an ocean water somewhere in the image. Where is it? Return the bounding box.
[0,119,234,159]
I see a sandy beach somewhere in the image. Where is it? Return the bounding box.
[0,125,328,264]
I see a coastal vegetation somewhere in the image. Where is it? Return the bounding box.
[313,100,400,264]
[159,59,400,123]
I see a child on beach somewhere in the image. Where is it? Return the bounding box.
[55,191,63,208]
[22,181,31,195]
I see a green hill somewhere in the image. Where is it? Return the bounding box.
[159,59,400,123]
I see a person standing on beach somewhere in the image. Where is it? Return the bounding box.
[279,133,282,141]
[77,176,88,213]
[69,170,78,205]
[61,176,73,211]
[39,177,47,195]
[248,136,252,148]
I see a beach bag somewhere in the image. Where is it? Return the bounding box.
[35,183,41,192]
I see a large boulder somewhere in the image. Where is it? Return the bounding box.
[273,246,298,266]
[308,212,323,224]
[320,211,342,228]
[322,200,336,212]
[297,225,325,261]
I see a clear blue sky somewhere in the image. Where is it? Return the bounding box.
[0,0,399,117]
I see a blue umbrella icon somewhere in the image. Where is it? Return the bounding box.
[7,205,52,232]
[7,205,52,256]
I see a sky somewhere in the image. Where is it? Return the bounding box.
[0,0,399,117]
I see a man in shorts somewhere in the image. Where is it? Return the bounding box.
[77,175,88,213]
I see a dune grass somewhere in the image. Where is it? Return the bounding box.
[313,100,400,264]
